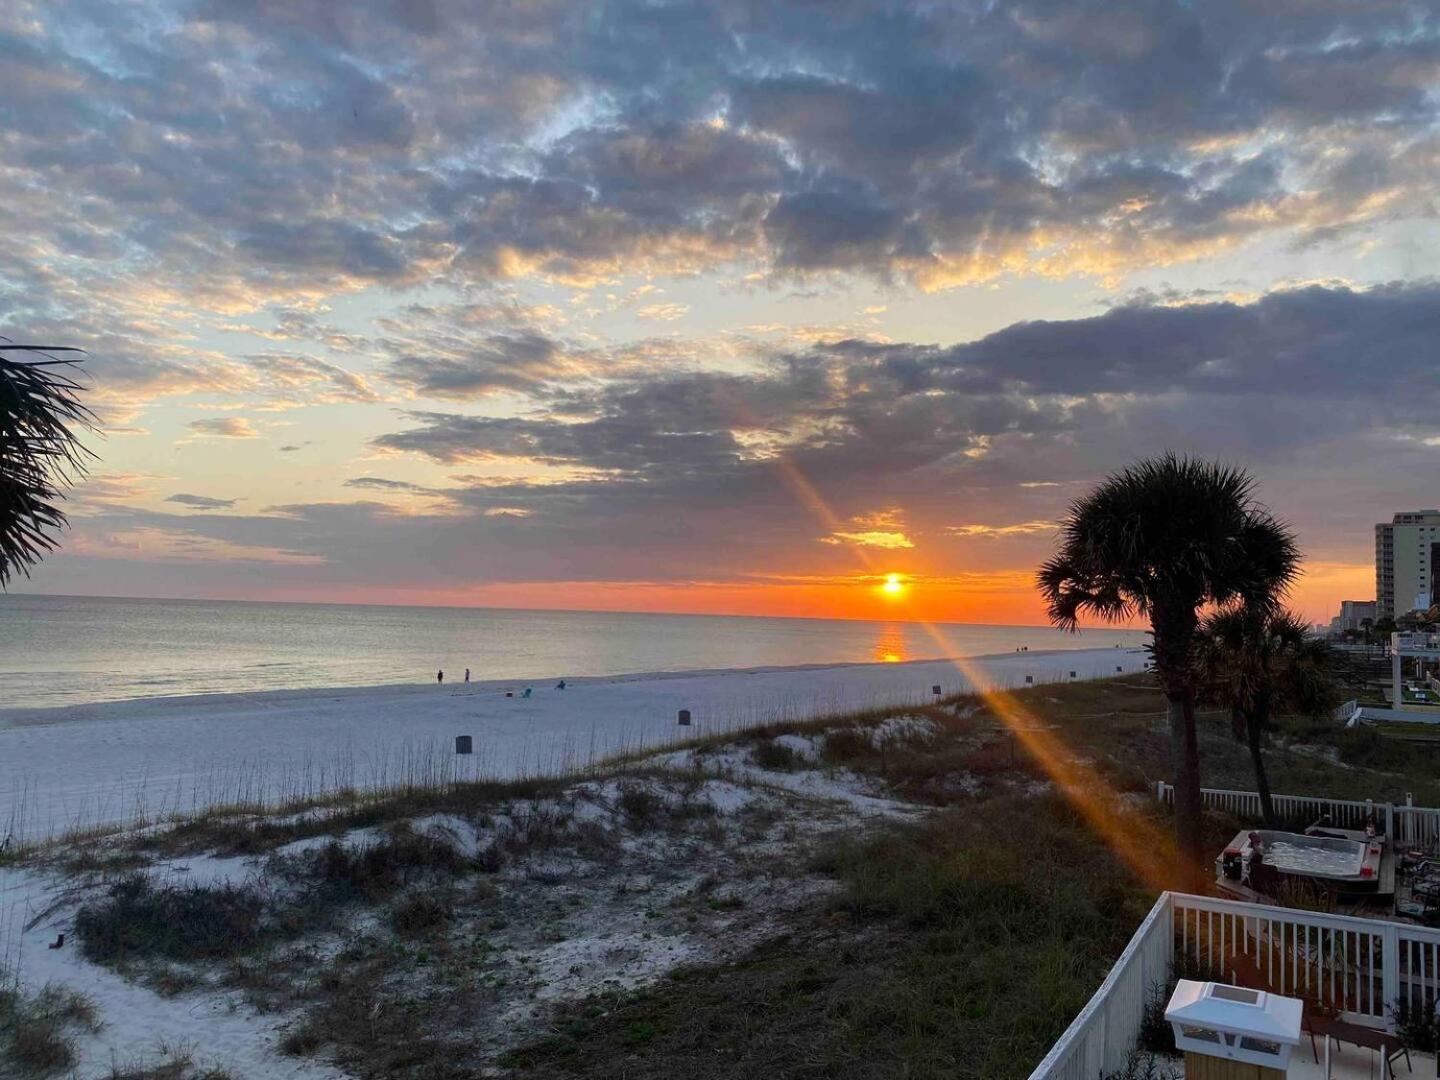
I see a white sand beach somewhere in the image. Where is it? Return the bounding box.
[0,646,1147,847]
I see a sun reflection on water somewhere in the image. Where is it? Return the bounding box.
[873,623,907,663]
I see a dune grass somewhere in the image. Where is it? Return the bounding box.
[73,830,481,970]
[0,978,100,1076]
[503,794,1152,1080]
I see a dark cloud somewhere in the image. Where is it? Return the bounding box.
[166,493,239,509]
[382,332,567,400]
[5,0,1436,325]
[34,283,1440,596]
[366,282,1440,570]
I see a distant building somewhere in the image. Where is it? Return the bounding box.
[1375,510,1440,619]
[1335,599,1377,633]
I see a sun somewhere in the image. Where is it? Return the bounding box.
[881,572,906,596]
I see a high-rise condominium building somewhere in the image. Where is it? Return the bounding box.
[1375,510,1440,619]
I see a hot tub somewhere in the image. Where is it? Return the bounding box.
[1218,827,1385,896]
[1253,830,1366,880]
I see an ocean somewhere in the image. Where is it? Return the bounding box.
[0,593,1146,709]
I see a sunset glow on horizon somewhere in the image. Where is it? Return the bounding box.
[7,2,1435,626]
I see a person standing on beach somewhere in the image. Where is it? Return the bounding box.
[437,669,444,685]
[464,668,470,683]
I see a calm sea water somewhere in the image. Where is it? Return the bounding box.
[0,594,1145,709]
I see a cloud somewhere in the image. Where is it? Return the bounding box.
[948,521,1057,538]
[3,0,1435,339]
[65,525,324,567]
[380,330,570,400]
[821,508,914,548]
[344,476,449,498]
[31,281,1440,612]
[68,473,163,509]
[247,353,382,405]
[186,417,261,439]
[355,282,1440,590]
[634,303,691,322]
[820,530,914,549]
[165,493,239,510]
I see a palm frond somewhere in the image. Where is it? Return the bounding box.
[0,347,96,585]
[1037,452,1297,640]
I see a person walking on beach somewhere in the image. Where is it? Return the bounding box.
[464,668,470,683]
[437,669,444,685]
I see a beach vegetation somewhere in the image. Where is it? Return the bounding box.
[0,979,99,1075]
[615,780,666,825]
[390,890,453,936]
[505,794,1151,1079]
[75,877,268,964]
[281,826,471,906]
[750,739,802,770]
[102,1048,237,1080]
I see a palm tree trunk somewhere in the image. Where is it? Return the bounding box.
[1169,689,1204,884]
[1248,695,1276,827]
[1155,609,1204,887]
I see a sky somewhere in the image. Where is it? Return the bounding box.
[3,0,1439,626]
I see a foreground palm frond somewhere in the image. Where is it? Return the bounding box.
[0,343,96,586]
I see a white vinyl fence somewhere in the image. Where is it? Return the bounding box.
[1153,782,1440,853]
[1031,892,1440,1080]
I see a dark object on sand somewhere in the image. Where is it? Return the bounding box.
[48,933,64,949]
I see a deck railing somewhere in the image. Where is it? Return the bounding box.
[1153,782,1440,853]
[1030,893,1440,1080]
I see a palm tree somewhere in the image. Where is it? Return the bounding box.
[1194,607,1337,826]
[1037,453,1299,880]
[0,343,95,585]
